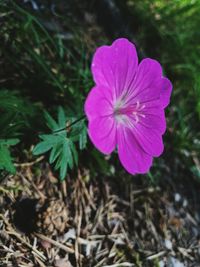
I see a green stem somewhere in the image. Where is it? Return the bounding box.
[53,115,86,133]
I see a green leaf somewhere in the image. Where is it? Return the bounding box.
[33,107,83,180]
[0,90,36,138]
[49,142,62,164]
[33,133,77,180]
[0,138,20,174]
[57,36,64,59]
[0,145,16,174]
[59,140,69,180]
[58,106,66,129]
[33,134,64,155]
[79,124,87,150]
[65,139,73,169]
[69,119,87,150]
[69,140,78,166]
[39,134,64,143]
[33,141,53,155]
[44,111,59,131]
[0,138,20,146]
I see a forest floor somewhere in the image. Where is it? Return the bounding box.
[1,162,200,267]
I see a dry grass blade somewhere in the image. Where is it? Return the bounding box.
[35,233,77,255]
[7,231,46,261]
[102,263,135,267]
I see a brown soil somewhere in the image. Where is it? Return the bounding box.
[1,161,200,267]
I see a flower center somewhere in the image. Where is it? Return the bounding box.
[114,99,145,125]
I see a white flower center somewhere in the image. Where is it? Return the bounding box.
[113,98,146,126]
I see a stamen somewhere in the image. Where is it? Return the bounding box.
[140,114,146,118]
[132,111,139,123]
[114,96,146,126]
[136,101,140,109]
[135,115,139,123]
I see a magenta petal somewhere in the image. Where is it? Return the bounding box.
[139,111,166,135]
[127,58,163,103]
[140,102,166,134]
[117,127,153,174]
[92,38,138,98]
[91,46,115,90]
[160,77,173,108]
[84,85,113,121]
[134,58,162,89]
[132,123,164,157]
[88,116,116,154]
[85,85,116,154]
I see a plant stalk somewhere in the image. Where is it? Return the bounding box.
[53,115,86,134]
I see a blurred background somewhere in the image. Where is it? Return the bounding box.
[0,1,200,266]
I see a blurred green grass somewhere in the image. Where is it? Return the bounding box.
[0,0,199,181]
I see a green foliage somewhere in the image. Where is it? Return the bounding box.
[0,138,19,173]
[0,90,35,137]
[33,107,86,180]
[0,1,92,106]
[0,2,91,177]
[70,118,88,150]
[0,89,34,175]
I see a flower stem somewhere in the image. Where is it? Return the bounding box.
[53,115,86,134]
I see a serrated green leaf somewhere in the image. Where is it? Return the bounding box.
[33,134,65,155]
[58,106,66,129]
[44,110,59,131]
[0,145,16,174]
[33,107,82,180]
[49,137,76,180]
[0,138,20,146]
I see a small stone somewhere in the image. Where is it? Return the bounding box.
[159,260,165,267]
[41,240,51,249]
[169,256,185,267]
[54,258,72,267]
[164,239,172,250]
[183,199,188,207]
[175,193,181,202]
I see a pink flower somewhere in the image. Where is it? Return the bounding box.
[84,38,172,174]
